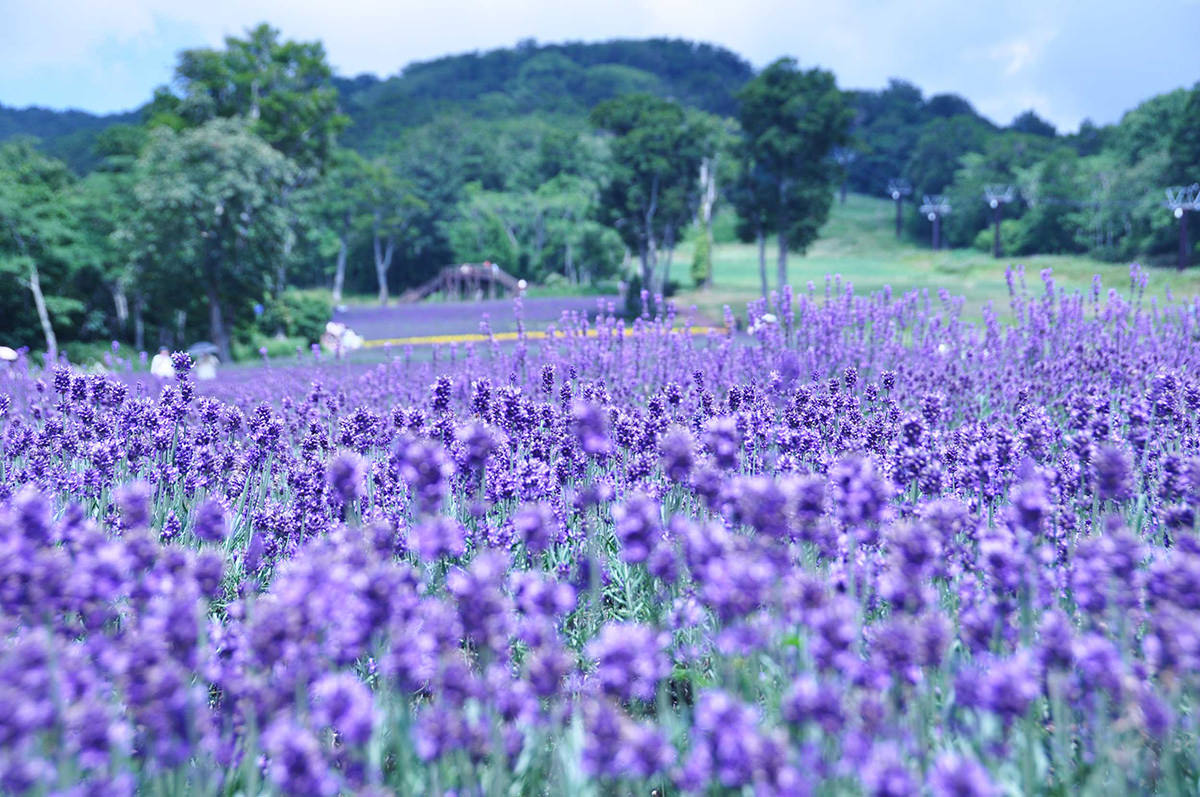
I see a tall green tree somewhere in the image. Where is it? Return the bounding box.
[150,23,346,172]
[0,140,79,359]
[736,58,851,290]
[132,119,298,362]
[294,149,376,304]
[1167,84,1200,185]
[148,23,348,294]
[591,93,703,295]
[365,158,425,305]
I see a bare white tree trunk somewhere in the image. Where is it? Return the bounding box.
[777,228,789,291]
[374,233,395,305]
[332,236,348,304]
[698,158,717,289]
[757,227,767,300]
[112,283,129,327]
[29,260,57,361]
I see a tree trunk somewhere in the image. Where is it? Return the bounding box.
[1179,210,1190,272]
[111,283,129,328]
[374,234,395,305]
[332,235,348,304]
[274,234,293,300]
[273,186,296,299]
[777,228,788,291]
[757,226,768,300]
[661,224,675,296]
[565,238,575,284]
[704,215,715,290]
[134,296,145,352]
[642,174,659,292]
[28,260,57,362]
[699,158,717,289]
[205,282,231,364]
[992,207,1002,259]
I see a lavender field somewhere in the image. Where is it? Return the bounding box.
[332,295,622,343]
[4,266,1200,796]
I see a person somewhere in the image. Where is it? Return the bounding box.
[195,353,219,380]
[150,347,174,379]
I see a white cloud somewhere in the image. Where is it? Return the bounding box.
[987,27,1057,77]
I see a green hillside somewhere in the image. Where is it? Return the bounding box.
[337,38,754,152]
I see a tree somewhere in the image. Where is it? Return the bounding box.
[365,158,425,304]
[0,140,80,359]
[152,23,346,172]
[132,119,298,362]
[905,116,991,197]
[71,169,142,345]
[148,24,348,295]
[736,58,851,290]
[591,93,703,295]
[1167,84,1200,185]
[727,145,772,299]
[294,149,375,304]
[1010,110,1057,138]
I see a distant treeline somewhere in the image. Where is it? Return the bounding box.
[0,28,1197,361]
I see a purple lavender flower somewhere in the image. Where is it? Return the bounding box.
[512,502,557,554]
[115,481,152,530]
[326,451,366,505]
[659,425,696,482]
[411,516,467,560]
[311,672,376,746]
[263,718,336,796]
[928,752,997,797]
[829,454,894,530]
[703,416,741,470]
[586,622,669,702]
[571,400,612,456]
[612,492,663,564]
[193,498,228,543]
[1092,444,1133,502]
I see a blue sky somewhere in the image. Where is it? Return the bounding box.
[1,0,1197,132]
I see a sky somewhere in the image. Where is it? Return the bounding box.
[1,0,1197,132]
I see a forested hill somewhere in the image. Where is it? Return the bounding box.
[0,38,756,171]
[0,104,138,173]
[337,39,754,150]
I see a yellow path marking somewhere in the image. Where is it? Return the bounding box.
[363,326,728,347]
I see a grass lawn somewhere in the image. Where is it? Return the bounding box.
[670,194,1200,321]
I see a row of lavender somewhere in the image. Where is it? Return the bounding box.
[3,266,1200,795]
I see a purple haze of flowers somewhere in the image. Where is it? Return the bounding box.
[703,416,741,470]
[512,502,557,555]
[311,672,376,746]
[571,401,613,456]
[411,516,467,560]
[115,481,152,530]
[1093,444,1134,502]
[263,718,336,796]
[326,451,366,505]
[586,622,669,702]
[612,492,663,564]
[927,752,998,797]
[193,498,228,543]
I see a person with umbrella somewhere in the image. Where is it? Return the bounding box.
[189,342,221,380]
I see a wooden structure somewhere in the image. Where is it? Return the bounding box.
[398,262,526,303]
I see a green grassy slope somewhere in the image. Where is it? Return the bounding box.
[672,194,1200,320]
